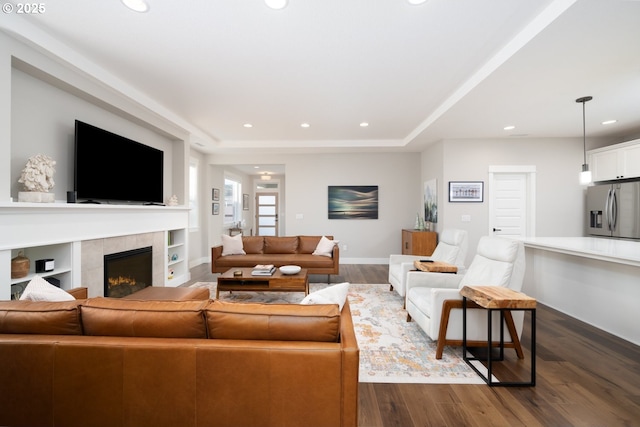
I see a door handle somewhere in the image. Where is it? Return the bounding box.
[493,228,502,232]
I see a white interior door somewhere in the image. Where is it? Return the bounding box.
[256,193,279,236]
[489,166,536,238]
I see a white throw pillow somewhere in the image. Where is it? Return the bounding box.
[312,236,338,257]
[221,234,246,256]
[301,282,349,310]
[19,275,75,302]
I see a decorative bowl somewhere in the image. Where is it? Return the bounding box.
[279,265,301,275]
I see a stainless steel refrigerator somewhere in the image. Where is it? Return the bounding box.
[586,181,640,240]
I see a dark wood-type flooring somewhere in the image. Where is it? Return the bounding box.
[186,263,640,426]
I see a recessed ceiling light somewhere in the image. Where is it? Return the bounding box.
[407,0,428,5]
[503,125,516,131]
[243,123,253,128]
[122,0,149,13]
[360,122,369,127]
[265,0,287,10]
[602,120,617,125]
[301,123,310,128]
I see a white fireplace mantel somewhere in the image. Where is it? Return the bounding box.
[0,202,189,249]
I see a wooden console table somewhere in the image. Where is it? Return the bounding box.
[402,229,437,255]
[460,285,537,386]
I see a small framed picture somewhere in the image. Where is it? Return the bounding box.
[212,203,220,215]
[212,188,220,201]
[243,194,249,210]
[448,181,484,202]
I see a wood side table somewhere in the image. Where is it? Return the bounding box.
[460,285,537,386]
[413,260,458,273]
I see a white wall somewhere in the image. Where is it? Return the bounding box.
[205,164,258,253]
[1,32,189,205]
[10,68,176,202]
[208,152,422,263]
[423,138,587,265]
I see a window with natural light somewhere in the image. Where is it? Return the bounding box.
[189,159,199,229]
[224,176,242,225]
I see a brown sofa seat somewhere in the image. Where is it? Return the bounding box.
[211,235,339,276]
[0,297,358,427]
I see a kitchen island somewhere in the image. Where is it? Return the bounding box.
[522,237,640,346]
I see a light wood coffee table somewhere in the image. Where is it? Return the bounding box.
[216,268,309,299]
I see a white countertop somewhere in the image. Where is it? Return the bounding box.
[521,237,640,267]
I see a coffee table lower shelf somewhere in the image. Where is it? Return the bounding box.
[216,268,309,299]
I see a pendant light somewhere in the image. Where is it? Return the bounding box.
[265,0,287,10]
[576,96,593,185]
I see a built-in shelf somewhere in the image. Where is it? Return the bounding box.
[166,229,188,286]
[6,243,74,300]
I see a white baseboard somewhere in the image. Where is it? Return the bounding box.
[340,258,388,265]
[190,257,388,267]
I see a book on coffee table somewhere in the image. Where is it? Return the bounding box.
[252,264,276,276]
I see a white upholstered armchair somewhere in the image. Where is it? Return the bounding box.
[388,229,468,297]
[405,236,525,359]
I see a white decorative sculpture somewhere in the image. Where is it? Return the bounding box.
[18,154,56,203]
[167,195,179,206]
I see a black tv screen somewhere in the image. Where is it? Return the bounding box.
[74,120,164,204]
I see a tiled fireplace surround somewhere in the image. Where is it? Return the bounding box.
[81,232,166,298]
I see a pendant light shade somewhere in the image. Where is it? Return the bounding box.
[576,96,593,185]
[265,0,287,10]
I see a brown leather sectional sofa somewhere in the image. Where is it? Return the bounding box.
[0,291,359,427]
[211,235,339,276]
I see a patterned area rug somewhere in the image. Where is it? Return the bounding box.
[190,281,484,384]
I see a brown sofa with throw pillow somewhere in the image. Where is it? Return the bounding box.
[0,291,359,427]
[211,235,339,277]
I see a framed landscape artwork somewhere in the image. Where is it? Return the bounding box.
[424,179,437,223]
[328,185,378,219]
[449,181,484,202]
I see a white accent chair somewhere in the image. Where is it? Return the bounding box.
[405,236,525,359]
[388,229,468,297]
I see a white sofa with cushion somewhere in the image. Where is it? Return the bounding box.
[388,229,468,297]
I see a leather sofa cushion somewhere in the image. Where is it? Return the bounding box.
[298,236,323,254]
[242,236,264,254]
[81,299,208,338]
[0,300,83,335]
[264,236,298,254]
[214,254,335,269]
[205,300,340,342]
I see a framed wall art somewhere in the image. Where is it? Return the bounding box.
[328,185,378,219]
[243,194,249,210]
[212,203,220,215]
[424,179,438,223]
[212,188,220,201]
[448,181,484,202]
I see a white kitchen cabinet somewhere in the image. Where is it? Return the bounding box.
[589,139,640,182]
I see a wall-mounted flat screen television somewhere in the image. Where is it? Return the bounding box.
[74,120,164,204]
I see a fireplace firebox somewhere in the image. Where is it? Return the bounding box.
[104,247,152,298]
